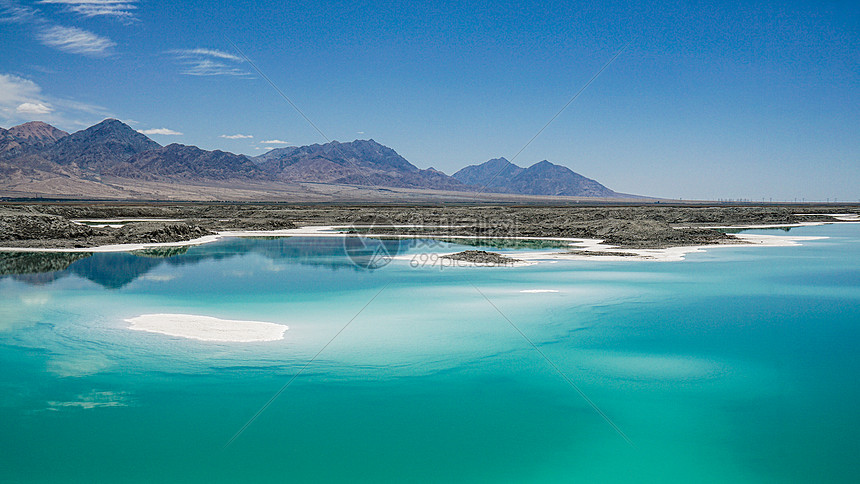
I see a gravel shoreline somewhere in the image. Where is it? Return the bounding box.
[1,203,857,251]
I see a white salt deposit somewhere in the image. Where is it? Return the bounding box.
[126,314,287,342]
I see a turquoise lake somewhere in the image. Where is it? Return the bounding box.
[1,224,858,483]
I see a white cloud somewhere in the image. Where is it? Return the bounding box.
[0,2,38,22]
[220,133,253,139]
[187,60,245,76]
[16,102,53,114]
[1,73,49,123]
[36,25,115,56]
[261,139,290,145]
[138,128,182,136]
[0,74,42,105]
[169,48,250,77]
[1,1,119,56]
[174,48,242,62]
[1,72,112,127]
[38,0,138,19]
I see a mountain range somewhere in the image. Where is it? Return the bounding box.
[0,119,629,200]
[452,157,617,197]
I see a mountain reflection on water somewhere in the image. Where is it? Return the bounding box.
[0,236,411,289]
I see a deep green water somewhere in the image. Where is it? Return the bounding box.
[1,224,858,483]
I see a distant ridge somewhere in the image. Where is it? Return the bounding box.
[110,143,265,181]
[453,158,618,197]
[254,139,467,190]
[0,118,637,200]
[451,157,523,189]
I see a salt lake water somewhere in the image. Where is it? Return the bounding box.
[1,224,858,483]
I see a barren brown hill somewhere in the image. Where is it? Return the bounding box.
[7,121,69,148]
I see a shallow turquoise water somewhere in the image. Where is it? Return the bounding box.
[1,225,858,483]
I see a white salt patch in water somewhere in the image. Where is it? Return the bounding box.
[47,352,113,377]
[47,391,131,410]
[138,274,177,282]
[584,351,727,382]
[126,314,288,342]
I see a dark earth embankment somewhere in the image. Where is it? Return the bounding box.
[0,203,857,250]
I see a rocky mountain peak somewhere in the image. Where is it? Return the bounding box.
[45,118,161,170]
[7,121,69,145]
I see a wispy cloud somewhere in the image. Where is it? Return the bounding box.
[38,0,138,20]
[1,0,118,56]
[138,127,182,136]
[0,1,37,22]
[36,25,115,55]
[261,139,290,145]
[36,25,116,56]
[169,48,250,77]
[177,48,242,62]
[58,98,112,117]
[25,64,58,74]
[220,133,253,139]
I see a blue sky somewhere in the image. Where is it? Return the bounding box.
[1,0,857,200]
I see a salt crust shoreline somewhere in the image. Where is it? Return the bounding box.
[126,314,288,342]
[0,222,841,263]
